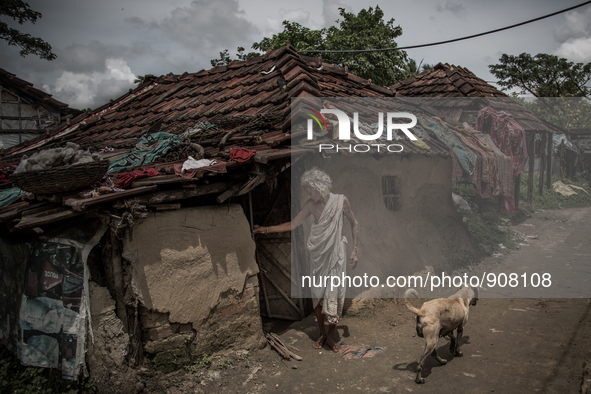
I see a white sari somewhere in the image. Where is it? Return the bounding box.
[307,193,347,325]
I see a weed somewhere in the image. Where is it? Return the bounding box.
[0,346,96,393]
[184,352,212,373]
[519,174,591,210]
[219,359,233,369]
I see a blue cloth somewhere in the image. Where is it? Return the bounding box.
[418,116,477,175]
[107,132,186,174]
[0,187,25,208]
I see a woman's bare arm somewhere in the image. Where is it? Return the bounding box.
[253,199,313,234]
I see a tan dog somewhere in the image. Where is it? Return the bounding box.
[404,286,478,384]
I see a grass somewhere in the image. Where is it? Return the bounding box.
[518,173,591,210]
[184,352,212,373]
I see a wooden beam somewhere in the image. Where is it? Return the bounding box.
[142,182,227,205]
[131,174,197,187]
[14,208,87,229]
[64,186,157,211]
[149,203,181,210]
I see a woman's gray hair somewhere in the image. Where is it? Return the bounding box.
[301,167,332,199]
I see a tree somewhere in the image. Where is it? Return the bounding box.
[210,47,259,67]
[490,53,591,129]
[0,0,56,60]
[489,53,591,98]
[320,6,407,86]
[252,21,325,53]
[212,6,408,86]
[400,58,431,80]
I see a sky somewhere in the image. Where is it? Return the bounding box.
[1,0,590,110]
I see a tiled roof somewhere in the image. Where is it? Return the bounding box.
[2,45,404,161]
[0,68,80,115]
[390,63,559,134]
[390,63,506,98]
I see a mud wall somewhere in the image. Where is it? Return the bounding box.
[121,204,265,369]
[301,153,480,297]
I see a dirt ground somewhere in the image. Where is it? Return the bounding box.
[137,207,591,394]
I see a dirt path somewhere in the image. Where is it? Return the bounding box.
[148,207,591,393]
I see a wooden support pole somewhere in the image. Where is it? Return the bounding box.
[110,229,128,331]
[514,173,521,211]
[539,131,547,197]
[258,264,272,319]
[546,133,553,190]
[527,133,536,205]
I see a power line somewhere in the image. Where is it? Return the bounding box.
[298,0,591,54]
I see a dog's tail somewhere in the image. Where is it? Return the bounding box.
[404,288,423,317]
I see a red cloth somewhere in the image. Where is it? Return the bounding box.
[229,148,256,162]
[114,168,160,188]
[173,161,227,179]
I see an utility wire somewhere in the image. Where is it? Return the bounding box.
[299,0,591,54]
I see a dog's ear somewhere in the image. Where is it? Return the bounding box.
[470,286,479,306]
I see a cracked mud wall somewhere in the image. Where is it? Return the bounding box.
[121,204,265,368]
[87,282,141,393]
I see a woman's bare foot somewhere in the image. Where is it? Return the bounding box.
[312,335,326,349]
[325,337,341,352]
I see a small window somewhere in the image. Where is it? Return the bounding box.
[382,175,399,210]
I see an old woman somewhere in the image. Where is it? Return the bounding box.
[254,167,359,351]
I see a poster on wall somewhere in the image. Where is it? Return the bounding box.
[17,221,107,379]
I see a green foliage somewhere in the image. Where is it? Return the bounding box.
[213,6,408,86]
[252,21,325,53]
[519,173,591,210]
[184,352,212,373]
[521,97,591,130]
[489,53,591,98]
[218,358,232,369]
[0,346,95,393]
[210,46,260,67]
[0,0,56,60]
[452,184,516,253]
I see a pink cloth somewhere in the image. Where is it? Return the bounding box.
[114,168,160,188]
[229,148,256,162]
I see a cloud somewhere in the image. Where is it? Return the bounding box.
[263,8,321,37]
[51,58,136,109]
[435,2,465,15]
[128,0,259,52]
[56,41,130,74]
[554,7,591,43]
[555,37,591,63]
[322,0,352,27]
[554,7,591,63]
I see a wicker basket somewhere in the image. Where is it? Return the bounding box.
[10,159,110,194]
